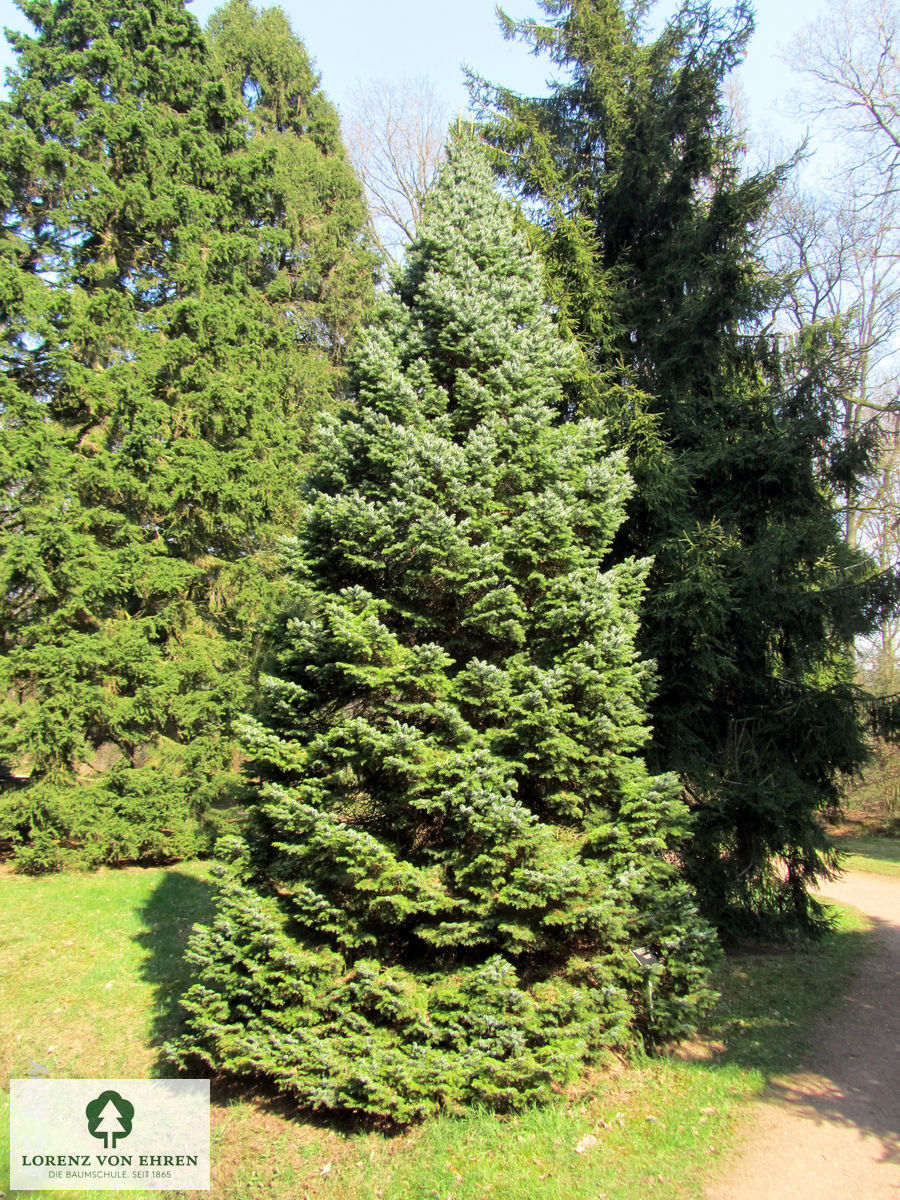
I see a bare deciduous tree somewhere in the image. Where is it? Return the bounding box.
[766,178,900,548]
[344,76,448,265]
[774,0,900,694]
[790,0,900,190]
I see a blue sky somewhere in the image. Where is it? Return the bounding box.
[0,0,825,143]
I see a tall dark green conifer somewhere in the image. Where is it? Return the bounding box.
[0,0,372,870]
[169,135,717,1120]
[206,0,372,359]
[476,0,900,935]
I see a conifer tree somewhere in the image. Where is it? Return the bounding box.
[170,135,717,1120]
[475,0,900,936]
[206,0,372,357]
[0,0,372,870]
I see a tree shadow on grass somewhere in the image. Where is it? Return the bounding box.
[134,865,217,1071]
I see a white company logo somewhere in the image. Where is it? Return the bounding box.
[10,1079,210,1191]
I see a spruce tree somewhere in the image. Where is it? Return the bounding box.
[169,135,717,1121]
[475,0,900,937]
[0,0,372,870]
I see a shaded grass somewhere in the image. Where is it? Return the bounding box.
[833,835,900,878]
[0,864,873,1200]
[704,908,871,1073]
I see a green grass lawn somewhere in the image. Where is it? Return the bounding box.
[0,862,875,1200]
[834,834,900,877]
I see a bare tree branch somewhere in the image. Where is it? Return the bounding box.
[779,0,900,690]
[789,0,900,193]
[344,77,448,266]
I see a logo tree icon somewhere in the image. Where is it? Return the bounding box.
[85,1091,134,1149]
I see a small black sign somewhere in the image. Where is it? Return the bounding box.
[630,946,660,969]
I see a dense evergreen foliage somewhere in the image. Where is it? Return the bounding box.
[0,0,372,870]
[170,136,718,1120]
[206,0,372,356]
[475,0,900,936]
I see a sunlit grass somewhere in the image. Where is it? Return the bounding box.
[833,834,900,877]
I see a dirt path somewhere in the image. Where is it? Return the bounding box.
[705,871,900,1199]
